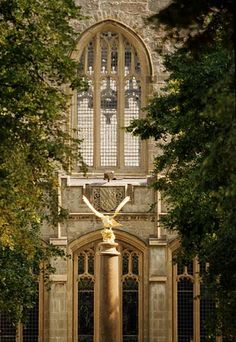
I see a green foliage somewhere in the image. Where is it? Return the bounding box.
[0,0,86,321]
[128,0,235,338]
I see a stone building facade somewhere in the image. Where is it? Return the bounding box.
[47,2,176,341]
[0,1,218,342]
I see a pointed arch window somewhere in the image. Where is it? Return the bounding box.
[172,258,219,342]
[74,22,151,174]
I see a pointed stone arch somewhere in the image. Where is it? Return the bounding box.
[71,19,153,78]
[67,230,148,341]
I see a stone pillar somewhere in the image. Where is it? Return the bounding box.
[48,238,68,342]
[96,242,121,342]
[149,238,169,342]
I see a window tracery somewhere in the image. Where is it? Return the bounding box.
[75,24,150,172]
[74,240,143,342]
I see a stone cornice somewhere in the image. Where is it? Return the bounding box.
[68,212,155,222]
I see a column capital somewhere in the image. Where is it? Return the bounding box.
[98,242,120,256]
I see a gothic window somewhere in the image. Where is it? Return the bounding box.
[74,22,151,173]
[74,240,143,342]
[122,249,140,342]
[173,259,218,342]
[0,294,40,342]
[0,280,43,341]
[77,247,95,342]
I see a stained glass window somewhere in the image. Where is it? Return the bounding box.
[77,28,148,171]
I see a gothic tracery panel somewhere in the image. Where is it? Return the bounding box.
[76,26,149,171]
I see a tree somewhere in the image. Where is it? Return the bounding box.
[0,0,86,322]
[128,0,235,338]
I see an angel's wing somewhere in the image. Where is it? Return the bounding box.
[83,196,104,218]
[113,196,130,217]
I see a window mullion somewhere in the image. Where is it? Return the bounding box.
[93,33,101,168]
[117,33,125,169]
[173,264,178,342]
[84,46,88,75]
[193,259,200,342]
[107,44,111,75]
[131,46,135,75]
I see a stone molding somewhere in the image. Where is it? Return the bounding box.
[149,237,167,246]
[50,237,68,246]
[49,274,67,283]
[68,213,155,222]
[149,276,167,282]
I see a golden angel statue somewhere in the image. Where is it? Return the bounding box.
[82,195,130,243]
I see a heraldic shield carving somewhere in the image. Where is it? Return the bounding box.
[93,187,125,212]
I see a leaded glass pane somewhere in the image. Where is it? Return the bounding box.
[78,81,94,166]
[88,253,94,275]
[200,285,216,341]
[111,47,118,74]
[122,253,129,275]
[132,254,139,276]
[77,249,95,342]
[123,278,138,340]
[100,78,117,166]
[124,78,141,166]
[78,254,85,274]
[87,41,94,75]
[78,278,94,342]
[124,41,132,76]
[101,39,108,74]
[23,289,39,341]
[134,51,141,74]
[177,278,193,342]
[78,51,85,73]
[0,312,16,341]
